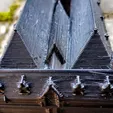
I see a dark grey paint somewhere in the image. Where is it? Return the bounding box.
[91,0,112,55]
[74,33,110,69]
[0,0,112,70]
[48,1,69,67]
[16,0,56,69]
[69,0,94,68]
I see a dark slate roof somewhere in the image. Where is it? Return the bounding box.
[0,0,112,69]
[69,0,112,69]
[92,0,112,55]
[16,0,56,69]
[0,69,113,102]
[47,1,69,67]
[69,0,94,68]
[0,31,37,68]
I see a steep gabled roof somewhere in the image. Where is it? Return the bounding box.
[91,0,112,55]
[0,0,57,69]
[38,77,63,99]
[0,31,37,68]
[69,0,112,69]
[0,0,70,69]
[47,0,69,67]
[0,0,112,69]
[74,32,110,69]
[69,0,94,68]
[15,0,56,69]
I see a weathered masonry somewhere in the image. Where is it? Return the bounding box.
[0,0,113,113]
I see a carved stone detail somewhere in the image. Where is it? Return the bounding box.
[17,75,31,95]
[99,76,113,97]
[71,76,84,95]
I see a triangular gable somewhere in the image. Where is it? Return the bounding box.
[0,31,37,68]
[46,44,65,65]
[69,0,112,69]
[74,32,110,69]
[48,1,69,67]
[16,0,56,69]
[38,77,63,99]
[91,0,112,56]
[69,0,94,68]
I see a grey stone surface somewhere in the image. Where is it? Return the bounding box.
[0,0,111,69]
[69,0,111,69]
[74,33,110,69]
[0,31,37,68]
[69,0,94,68]
[92,0,112,55]
[16,0,56,69]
